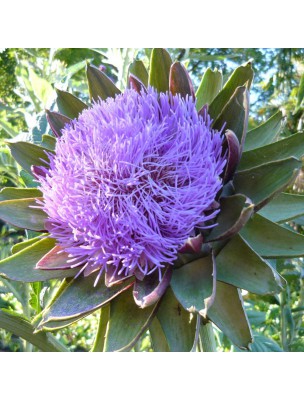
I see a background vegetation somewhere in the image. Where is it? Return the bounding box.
[0,48,303,351]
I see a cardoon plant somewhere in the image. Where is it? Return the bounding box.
[1,48,304,352]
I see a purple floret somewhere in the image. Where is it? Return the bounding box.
[37,88,226,282]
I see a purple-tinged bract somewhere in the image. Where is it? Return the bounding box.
[37,88,226,282]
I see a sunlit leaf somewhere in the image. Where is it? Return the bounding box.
[244,111,283,151]
[213,86,249,149]
[0,198,46,231]
[12,235,46,254]
[7,141,53,174]
[0,120,18,138]
[28,68,54,107]
[128,60,148,87]
[149,48,172,93]
[86,64,121,101]
[196,68,222,110]
[239,132,304,170]
[209,61,253,119]
[0,238,79,282]
[55,88,88,119]
[39,272,133,326]
[0,187,42,201]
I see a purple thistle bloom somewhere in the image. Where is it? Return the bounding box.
[37,88,226,283]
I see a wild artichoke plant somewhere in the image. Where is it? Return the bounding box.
[1,48,304,352]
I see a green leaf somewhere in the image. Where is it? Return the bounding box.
[128,60,148,87]
[239,132,304,171]
[240,213,304,258]
[294,74,304,114]
[104,287,158,352]
[28,68,54,107]
[0,198,46,231]
[0,310,63,352]
[20,170,38,188]
[86,64,121,102]
[0,237,79,282]
[15,63,41,111]
[149,317,170,352]
[207,281,252,350]
[212,86,249,148]
[234,332,283,352]
[199,321,217,352]
[0,187,42,201]
[216,234,284,295]
[39,272,133,327]
[170,254,216,316]
[38,311,93,331]
[32,279,72,329]
[46,110,72,137]
[246,308,267,327]
[55,88,88,119]
[7,141,53,174]
[31,112,48,144]
[233,157,301,210]
[209,61,253,120]
[195,68,223,110]
[41,134,56,151]
[0,119,18,138]
[207,194,254,242]
[169,61,195,98]
[156,287,196,352]
[250,333,283,352]
[29,281,42,313]
[12,235,46,254]
[149,48,172,93]
[258,193,304,223]
[244,111,283,152]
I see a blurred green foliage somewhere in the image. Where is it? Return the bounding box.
[0,48,303,351]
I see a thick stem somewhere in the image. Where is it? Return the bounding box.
[191,314,201,352]
[280,290,292,352]
[23,283,33,352]
[91,305,110,352]
[46,333,70,352]
[199,321,217,352]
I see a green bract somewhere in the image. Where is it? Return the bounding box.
[1,48,304,352]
